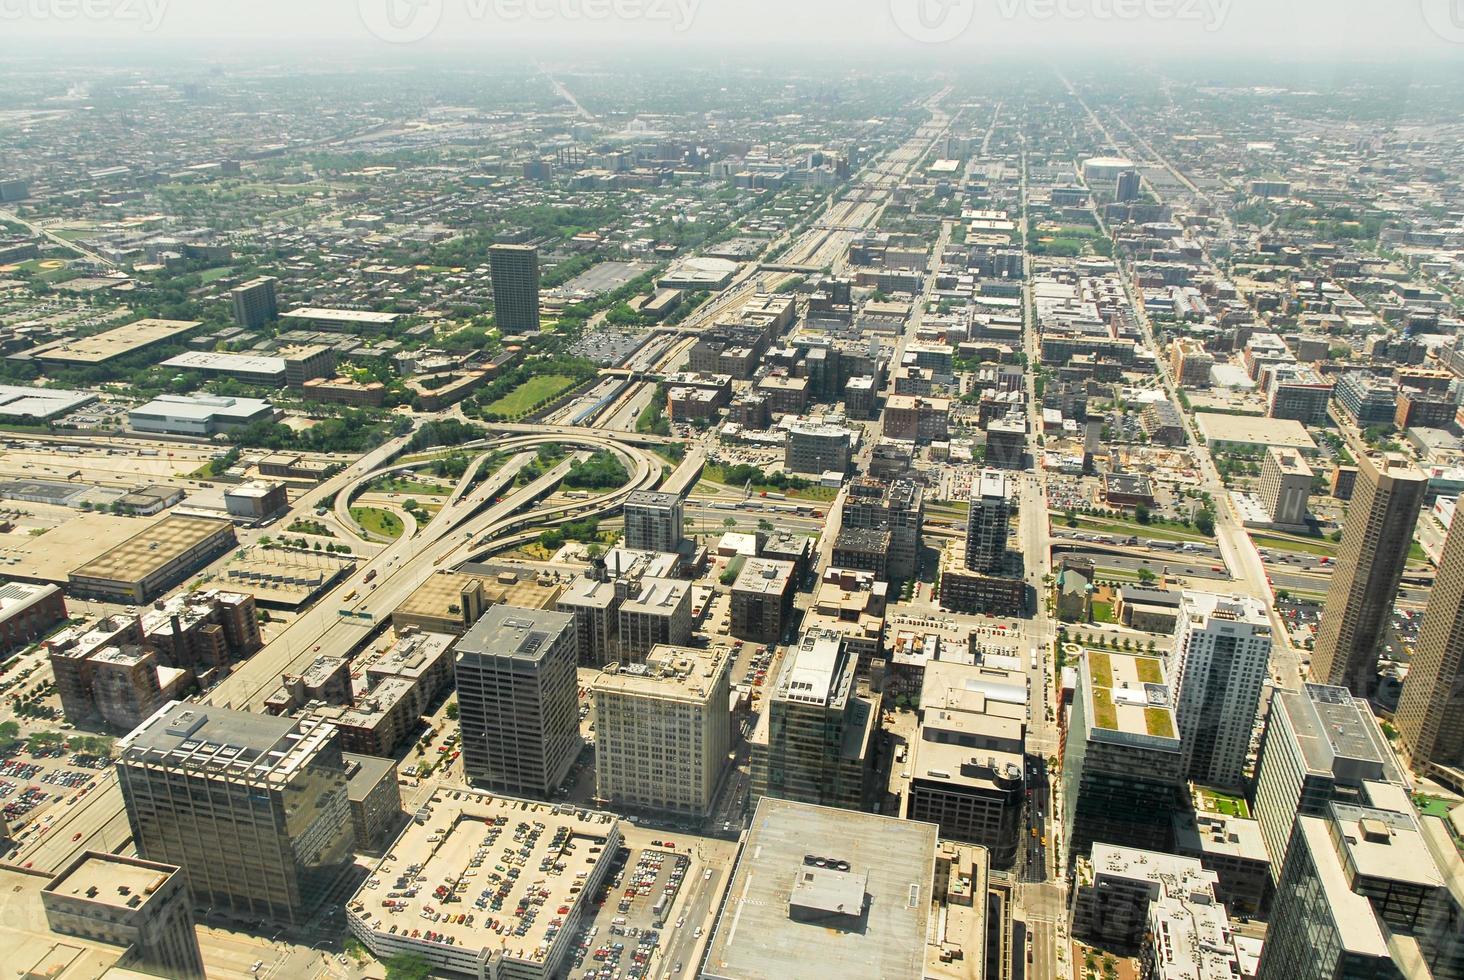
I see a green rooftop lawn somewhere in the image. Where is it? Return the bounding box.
[1135,658,1163,684]
[1146,708,1175,739]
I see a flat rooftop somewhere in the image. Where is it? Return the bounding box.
[702,798,937,980]
[775,629,848,708]
[0,512,164,585]
[589,644,728,703]
[31,318,200,364]
[161,350,286,375]
[0,384,96,420]
[1194,413,1317,452]
[44,852,180,911]
[732,558,794,596]
[1281,684,1400,782]
[1083,651,1178,742]
[284,307,401,325]
[457,605,572,661]
[1330,804,1443,888]
[118,701,335,785]
[347,790,617,965]
[69,515,232,585]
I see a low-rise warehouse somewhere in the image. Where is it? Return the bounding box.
[68,515,237,603]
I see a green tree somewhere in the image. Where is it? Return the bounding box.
[386,953,434,980]
[1194,509,1216,537]
[1134,504,1152,525]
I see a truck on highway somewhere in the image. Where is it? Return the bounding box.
[364,569,378,584]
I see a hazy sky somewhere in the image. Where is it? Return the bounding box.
[1,0,1462,56]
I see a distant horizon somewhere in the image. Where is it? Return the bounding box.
[0,0,1461,58]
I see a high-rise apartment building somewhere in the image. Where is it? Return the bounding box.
[590,645,731,817]
[750,629,878,811]
[115,702,355,924]
[229,276,278,329]
[489,243,541,333]
[1259,447,1314,527]
[1062,652,1186,862]
[1395,514,1464,784]
[455,606,581,797]
[1170,592,1273,788]
[1115,169,1142,203]
[622,491,685,554]
[1252,683,1404,883]
[965,470,1011,573]
[1311,455,1427,698]
[840,477,924,580]
[43,852,206,980]
[729,557,796,643]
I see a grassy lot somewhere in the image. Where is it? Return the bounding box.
[1096,566,1143,583]
[197,266,234,284]
[350,506,405,541]
[370,475,453,496]
[1146,708,1175,739]
[1092,601,1116,624]
[1066,514,1209,543]
[1250,533,1337,557]
[482,374,576,418]
[702,464,838,502]
[1410,541,1429,563]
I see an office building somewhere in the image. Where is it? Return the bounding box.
[1252,683,1405,884]
[784,420,854,476]
[281,344,337,387]
[161,350,287,386]
[455,606,581,797]
[617,576,692,658]
[342,753,404,855]
[223,480,288,523]
[127,393,276,437]
[347,792,621,980]
[590,645,731,816]
[840,477,924,580]
[43,852,205,980]
[751,629,878,811]
[1257,803,1464,980]
[229,276,278,328]
[1311,455,1428,698]
[489,243,541,333]
[1260,448,1314,527]
[556,573,623,667]
[1172,809,1273,918]
[702,798,941,980]
[729,557,796,643]
[966,470,1012,573]
[0,581,66,653]
[1071,844,1219,952]
[883,395,950,444]
[1396,512,1464,787]
[622,491,684,553]
[115,703,355,925]
[1062,652,1185,861]
[904,660,1026,868]
[1170,592,1273,788]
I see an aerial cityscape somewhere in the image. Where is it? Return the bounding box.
[1,3,1463,979]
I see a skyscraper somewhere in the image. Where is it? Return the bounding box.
[489,243,541,333]
[622,491,685,553]
[1170,592,1273,788]
[115,702,355,924]
[1395,514,1464,781]
[229,276,278,329]
[1310,455,1427,698]
[454,605,581,797]
[965,470,1011,573]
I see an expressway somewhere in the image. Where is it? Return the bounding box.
[7,431,664,878]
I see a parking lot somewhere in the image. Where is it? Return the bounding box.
[568,845,692,980]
